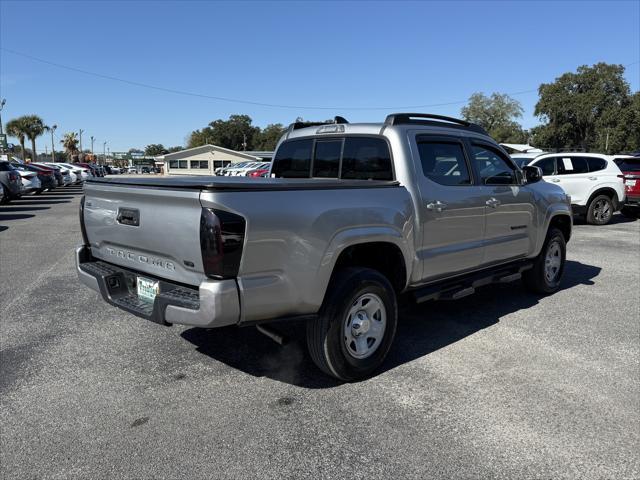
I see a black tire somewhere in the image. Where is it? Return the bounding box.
[306,267,398,382]
[1,184,10,204]
[35,188,43,195]
[586,194,614,225]
[620,207,638,218]
[523,227,566,294]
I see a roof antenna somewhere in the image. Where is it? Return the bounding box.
[334,116,349,124]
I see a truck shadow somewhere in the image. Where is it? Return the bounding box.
[181,260,601,389]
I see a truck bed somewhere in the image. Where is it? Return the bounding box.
[87,176,400,191]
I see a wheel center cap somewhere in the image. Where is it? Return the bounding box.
[352,312,371,336]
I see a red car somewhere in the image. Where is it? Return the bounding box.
[246,168,270,178]
[615,156,640,217]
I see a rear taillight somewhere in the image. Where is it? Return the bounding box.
[79,195,89,246]
[200,208,245,279]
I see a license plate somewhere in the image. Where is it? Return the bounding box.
[625,179,636,186]
[137,276,159,302]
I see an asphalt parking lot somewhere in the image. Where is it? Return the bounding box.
[1,186,638,479]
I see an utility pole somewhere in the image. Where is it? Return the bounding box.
[103,141,107,165]
[79,129,84,153]
[0,98,6,135]
[50,124,57,162]
[90,136,95,154]
[605,128,610,154]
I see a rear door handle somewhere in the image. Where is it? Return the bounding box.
[426,200,447,212]
[486,197,501,208]
[588,176,597,181]
[551,178,561,183]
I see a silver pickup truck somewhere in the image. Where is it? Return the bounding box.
[76,113,572,381]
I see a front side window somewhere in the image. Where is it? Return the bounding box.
[533,157,556,176]
[557,157,589,175]
[313,140,342,178]
[471,144,517,185]
[341,137,392,180]
[271,139,313,178]
[417,141,471,186]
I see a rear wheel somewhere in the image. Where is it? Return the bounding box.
[523,227,566,294]
[1,184,10,204]
[306,267,398,382]
[586,194,613,225]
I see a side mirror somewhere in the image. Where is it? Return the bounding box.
[522,165,543,184]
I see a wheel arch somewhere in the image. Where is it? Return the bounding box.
[587,187,620,210]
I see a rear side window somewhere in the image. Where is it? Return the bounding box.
[533,157,556,176]
[557,157,589,174]
[271,139,313,178]
[417,141,471,186]
[586,157,607,172]
[341,137,392,180]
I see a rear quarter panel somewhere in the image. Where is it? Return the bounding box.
[200,186,415,322]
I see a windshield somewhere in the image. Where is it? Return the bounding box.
[511,156,532,168]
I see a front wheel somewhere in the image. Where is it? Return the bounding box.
[523,227,566,294]
[306,267,398,382]
[586,195,614,225]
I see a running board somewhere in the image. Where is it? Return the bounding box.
[412,261,533,304]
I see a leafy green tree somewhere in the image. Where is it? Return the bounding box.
[6,116,29,161]
[166,146,183,153]
[144,144,168,156]
[532,63,633,152]
[21,115,47,161]
[61,132,80,160]
[128,148,144,154]
[253,123,286,150]
[461,93,527,143]
[188,115,259,150]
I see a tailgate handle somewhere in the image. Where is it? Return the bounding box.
[117,208,140,226]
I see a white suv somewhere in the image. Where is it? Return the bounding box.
[527,153,625,225]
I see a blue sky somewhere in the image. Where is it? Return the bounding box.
[1,0,639,152]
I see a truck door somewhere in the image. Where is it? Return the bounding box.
[467,141,535,264]
[412,134,487,281]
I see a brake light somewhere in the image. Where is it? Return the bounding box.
[199,208,245,279]
[79,196,89,246]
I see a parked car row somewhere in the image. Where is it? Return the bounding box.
[511,152,639,224]
[0,159,104,204]
[216,161,271,177]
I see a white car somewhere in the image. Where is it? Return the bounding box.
[46,163,87,183]
[13,165,42,194]
[527,153,626,225]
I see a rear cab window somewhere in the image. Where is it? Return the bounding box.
[271,136,393,180]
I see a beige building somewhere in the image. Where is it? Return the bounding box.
[158,145,263,175]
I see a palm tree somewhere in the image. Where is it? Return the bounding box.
[61,132,80,161]
[22,115,47,162]
[5,116,30,161]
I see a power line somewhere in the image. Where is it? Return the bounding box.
[1,47,539,111]
[2,48,637,112]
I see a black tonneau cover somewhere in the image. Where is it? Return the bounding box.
[87,176,400,191]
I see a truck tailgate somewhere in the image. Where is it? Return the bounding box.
[83,182,205,286]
